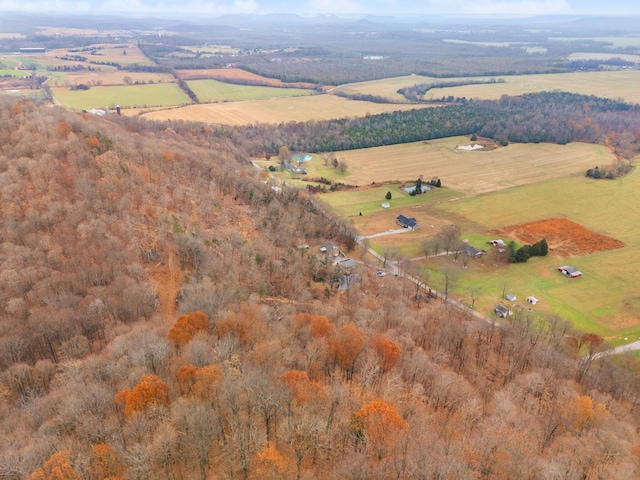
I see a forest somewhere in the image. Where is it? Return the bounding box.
[2,97,640,479]
[225,92,640,161]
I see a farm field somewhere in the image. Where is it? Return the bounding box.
[139,94,435,125]
[52,83,190,110]
[177,68,317,89]
[47,71,175,87]
[331,137,615,194]
[551,37,640,48]
[187,79,314,102]
[428,167,640,340]
[310,137,640,340]
[336,71,640,104]
[568,52,640,64]
[330,74,438,103]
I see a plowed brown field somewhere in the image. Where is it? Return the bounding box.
[491,218,625,257]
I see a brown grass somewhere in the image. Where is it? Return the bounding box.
[139,95,435,125]
[491,218,625,257]
[176,68,316,89]
[337,137,615,194]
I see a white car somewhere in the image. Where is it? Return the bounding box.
[376,271,386,277]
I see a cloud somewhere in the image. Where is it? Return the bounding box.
[422,0,573,15]
[307,0,365,15]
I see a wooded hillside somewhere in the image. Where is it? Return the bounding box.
[1,98,640,479]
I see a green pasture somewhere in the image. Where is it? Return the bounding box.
[52,83,190,110]
[0,70,29,77]
[429,167,640,340]
[322,183,461,217]
[187,79,313,103]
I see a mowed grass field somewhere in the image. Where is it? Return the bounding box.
[140,95,435,125]
[48,71,175,87]
[336,71,640,104]
[333,137,615,194]
[187,79,314,102]
[52,83,190,110]
[430,167,640,341]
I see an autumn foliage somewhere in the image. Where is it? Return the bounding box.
[251,442,294,480]
[177,364,223,400]
[280,369,324,405]
[168,311,209,347]
[353,400,408,455]
[28,451,81,480]
[91,443,125,480]
[115,374,170,417]
[371,333,401,372]
[330,323,365,374]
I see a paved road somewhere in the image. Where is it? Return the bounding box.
[358,228,412,240]
[591,340,640,359]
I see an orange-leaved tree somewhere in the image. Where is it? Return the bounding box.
[168,311,209,347]
[250,442,294,480]
[280,369,324,406]
[371,334,401,372]
[353,400,408,458]
[91,443,126,480]
[330,323,365,380]
[115,374,170,417]
[177,364,223,400]
[565,395,609,433]
[28,450,81,480]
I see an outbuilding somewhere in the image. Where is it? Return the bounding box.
[526,296,539,305]
[559,266,582,278]
[495,304,512,318]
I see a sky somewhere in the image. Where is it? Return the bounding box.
[0,0,637,17]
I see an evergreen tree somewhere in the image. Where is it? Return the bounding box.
[539,238,549,256]
[385,191,392,200]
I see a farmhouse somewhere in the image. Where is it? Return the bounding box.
[559,266,583,278]
[461,243,486,258]
[495,304,512,318]
[396,215,418,229]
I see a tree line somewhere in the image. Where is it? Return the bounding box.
[224,92,640,161]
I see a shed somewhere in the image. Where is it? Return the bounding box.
[526,296,539,305]
[559,266,582,278]
[506,293,516,302]
[495,304,512,318]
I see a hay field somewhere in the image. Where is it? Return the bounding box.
[48,71,175,87]
[335,137,614,194]
[568,52,640,64]
[187,79,314,102]
[427,71,640,104]
[551,37,640,48]
[139,95,435,125]
[330,74,438,103]
[335,71,640,104]
[52,83,190,110]
[178,68,316,89]
[433,167,640,339]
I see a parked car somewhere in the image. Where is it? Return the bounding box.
[376,270,386,277]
